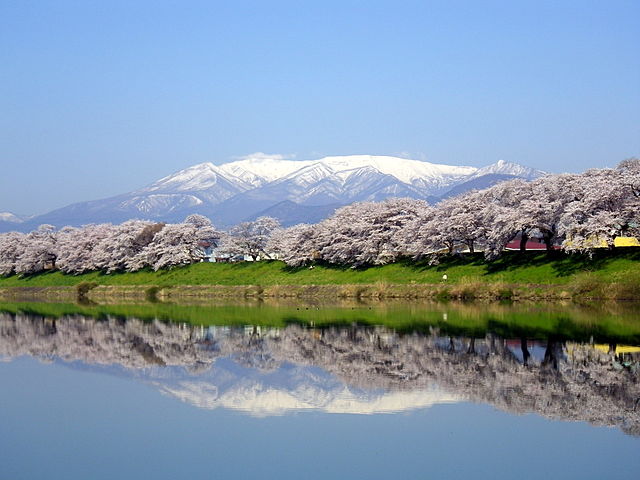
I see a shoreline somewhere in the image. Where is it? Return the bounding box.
[1,280,638,303]
[2,293,639,346]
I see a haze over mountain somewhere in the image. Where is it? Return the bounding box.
[1,155,545,231]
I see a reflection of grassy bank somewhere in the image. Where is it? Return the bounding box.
[0,249,639,301]
[1,299,639,345]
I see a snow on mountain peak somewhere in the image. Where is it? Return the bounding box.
[0,212,24,223]
[470,159,546,180]
[219,157,314,185]
[317,155,477,183]
[279,161,338,184]
[132,154,542,212]
[142,162,255,194]
[219,154,479,186]
[144,162,221,192]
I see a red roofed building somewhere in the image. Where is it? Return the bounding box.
[505,236,561,251]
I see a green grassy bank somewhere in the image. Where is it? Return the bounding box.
[1,249,639,301]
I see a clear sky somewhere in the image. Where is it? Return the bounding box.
[1,0,638,215]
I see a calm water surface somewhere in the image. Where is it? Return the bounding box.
[1,301,639,479]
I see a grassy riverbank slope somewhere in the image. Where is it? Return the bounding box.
[1,249,639,301]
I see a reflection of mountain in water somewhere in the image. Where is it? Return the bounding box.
[1,313,639,434]
[153,363,459,416]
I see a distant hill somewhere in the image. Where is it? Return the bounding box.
[439,173,523,199]
[246,200,343,226]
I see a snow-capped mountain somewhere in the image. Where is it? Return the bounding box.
[115,163,253,217]
[216,154,475,188]
[0,211,27,232]
[465,159,545,181]
[4,155,545,231]
[0,212,24,223]
[143,162,254,196]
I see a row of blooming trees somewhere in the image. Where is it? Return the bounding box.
[0,160,638,275]
[0,214,220,275]
[269,159,640,266]
[0,213,283,276]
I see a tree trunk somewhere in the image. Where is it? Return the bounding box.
[543,227,556,252]
[467,240,475,254]
[519,232,529,252]
[261,250,272,260]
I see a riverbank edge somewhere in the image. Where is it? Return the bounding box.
[1,279,638,303]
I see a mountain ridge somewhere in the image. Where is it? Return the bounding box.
[1,155,545,231]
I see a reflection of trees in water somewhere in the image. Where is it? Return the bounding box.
[542,337,563,370]
[0,312,639,434]
[521,337,531,365]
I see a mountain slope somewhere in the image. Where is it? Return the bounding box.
[14,163,251,229]
[3,155,545,231]
[246,200,343,226]
[440,173,521,199]
[467,159,545,181]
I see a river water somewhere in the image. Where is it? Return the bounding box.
[1,301,639,479]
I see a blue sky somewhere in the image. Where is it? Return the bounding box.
[1,0,638,215]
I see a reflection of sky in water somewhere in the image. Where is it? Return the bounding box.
[1,356,639,480]
[506,341,549,363]
[2,310,640,478]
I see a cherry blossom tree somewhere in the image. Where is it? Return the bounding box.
[559,164,640,252]
[480,179,534,257]
[267,223,321,266]
[278,199,429,266]
[617,157,640,198]
[221,216,281,261]
[128,215,219,271]
[91,220,157,273]
[55,224,117,274]
[0,231,25,276]
[518,174,578,250]
[14,225,58,275]
[424,192,488,254]
[386,202,436,259]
